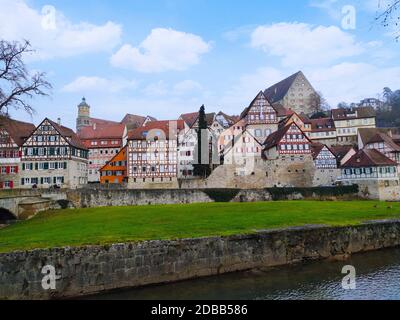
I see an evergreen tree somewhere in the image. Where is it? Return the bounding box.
[193,105,211,177]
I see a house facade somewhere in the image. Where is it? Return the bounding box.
[0,117,35,189]
[311,143,340,186]
[100,146,128,184]
[331,107,376,144]
[20,118,88,189]
[127,120,184,188]
[264,71,319,116]
[339,149,400,201]
[78,123,127,183]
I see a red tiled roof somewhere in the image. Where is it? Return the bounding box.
[180,112,199,127]
[306,118,336,132]
[0,116,35,146]
[128,120,185,140]
[342,149,397,168]
[78,123,126,140]
[90,117,120,126]
[331,107,376,120]
[120,114,147,128]
[365,132,400,152]
[330,145,356,161]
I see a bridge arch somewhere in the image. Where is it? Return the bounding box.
[0,207,17,224]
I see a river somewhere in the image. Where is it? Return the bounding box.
[85,247,400,300]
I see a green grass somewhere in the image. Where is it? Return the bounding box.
[1,201,400,253]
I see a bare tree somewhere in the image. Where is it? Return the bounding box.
[0,40,51,116]
[308,91,330,114]
[375,0,400,39]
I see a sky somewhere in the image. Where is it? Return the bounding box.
[1,0,399,129]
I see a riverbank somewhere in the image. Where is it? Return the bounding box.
[1,219,400,300]
[1,201,400,253]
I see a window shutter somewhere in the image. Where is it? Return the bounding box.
[10,181,13,188]
[6,166,10,174]
[21,178,24,186]
[22,163,25,171]
[15,166,18,173]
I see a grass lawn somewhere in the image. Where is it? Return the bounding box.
[1,201,400,253]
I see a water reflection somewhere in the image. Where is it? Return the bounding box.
[85,248,400,300]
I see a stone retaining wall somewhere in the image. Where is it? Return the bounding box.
[1,220,400,300]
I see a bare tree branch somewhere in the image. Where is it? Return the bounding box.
[0,39,52,116]
[375,0,400,40]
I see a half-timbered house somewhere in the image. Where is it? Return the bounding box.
[311,143,340,186]
[100,146,128,184]
[0,117,35,189]
[240,91,279,144]
[127,120,185,188]
[78,123,127,183]
[20,118,88,189]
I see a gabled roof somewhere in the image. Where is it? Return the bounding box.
[367,132,400,152]
[128,120,185,140]
[342,149,397,168]
[263,122,309,150]
[179,112,199,128]
[46,119,87,150]
[273,104,294,118]
[99,146,127,172]
[331,107,376,120]
[216,112,240,126]
[120,114,147,129]
[179,112,216,128]
[78,123,126,140]
[330,145,356,162]
[358,128,392,146]
[0,116,36,146]
[240,91,275,119]
[89,117,120,127]
[264,71,302,103]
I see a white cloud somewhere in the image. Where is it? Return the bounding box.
[307,62,400,106]
[251,23,364,67]
[62,76,137,93]
[110,28,211,73]
[0,0,122,59]
[219,67,286,113]
[143,79,203,96]
[173,80,202,95]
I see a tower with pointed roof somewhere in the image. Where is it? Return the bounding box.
[76,97,91,132]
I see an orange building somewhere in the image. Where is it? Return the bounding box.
[99,146,127,184]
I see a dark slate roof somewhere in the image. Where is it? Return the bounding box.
[306,118,336,132]
[0,116,36,146]
[264,71,301,103]
[342,149,397,168]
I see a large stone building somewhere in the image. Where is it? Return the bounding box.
[78,123,127,182]
[20,118,88,189]
[0,117,35,189]
[264,71,319,116]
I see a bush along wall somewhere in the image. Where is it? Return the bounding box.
[202,189,241,202]
[266,185,360,201]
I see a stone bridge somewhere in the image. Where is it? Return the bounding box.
[0,192,68,223]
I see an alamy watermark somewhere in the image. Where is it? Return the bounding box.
[341,265,356,290]
[41,265,60,290]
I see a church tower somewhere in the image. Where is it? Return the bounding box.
[76,97,91,132]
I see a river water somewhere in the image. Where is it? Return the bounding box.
[87,247,400,300]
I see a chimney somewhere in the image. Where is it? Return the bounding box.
[93,123,96,130]
[57,118,61,125]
